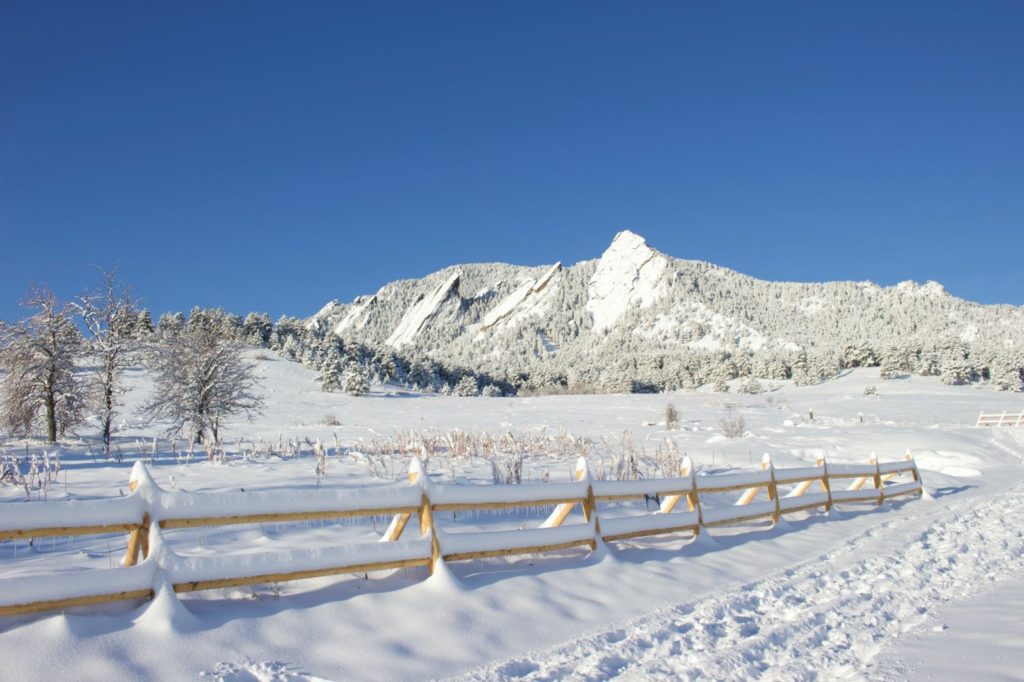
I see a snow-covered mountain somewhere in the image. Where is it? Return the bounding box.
[306,231,1024,392]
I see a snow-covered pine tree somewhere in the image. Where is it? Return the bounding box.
[242,312,273,347]
[135,309,155,337]
[453,375,479,397]
[916,350,941,376]
[879,347,901,380]
[319,361,344,392]
[157,311,185,337]
[990,351,1024,392]
[343,363,370,396]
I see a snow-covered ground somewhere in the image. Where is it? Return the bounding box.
[1,354,1022,680]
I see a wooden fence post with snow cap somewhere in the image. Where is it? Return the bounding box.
[406,458,442,574]
[123,462,155,566]
[763,454,781,524]
[870,454,884,505]
[818,457,833,512]
[580,460,601,550]
[685,457,704,536]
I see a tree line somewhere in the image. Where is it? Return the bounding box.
[0,272,263,451]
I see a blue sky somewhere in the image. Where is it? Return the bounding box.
[2,1,1022,322]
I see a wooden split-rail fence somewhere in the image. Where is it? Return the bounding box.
[0,452,923,618]
[976,410,1024,427]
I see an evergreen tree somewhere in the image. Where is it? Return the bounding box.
[343,363,370,396]
[319,361,344,392]
[242,312,273,347]
[158,311,185,337]
[453,375,479,397]
[135,309,155,337]
[879,347,901,380]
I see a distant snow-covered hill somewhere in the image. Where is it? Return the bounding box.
[305,231,1024,393]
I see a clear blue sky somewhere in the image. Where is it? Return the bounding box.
[2,1,1022,322]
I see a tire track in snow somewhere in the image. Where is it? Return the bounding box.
[453,487,1024,681]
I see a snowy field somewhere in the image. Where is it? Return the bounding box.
[1,354,1023,680]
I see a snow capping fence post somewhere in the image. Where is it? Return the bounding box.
[580,457,601,552]
[0,454,925,619]
[410,457,443,575]
[763,454,781,525]
[870,453,884,506]
[819,456,833,512]
[124,461,156,566]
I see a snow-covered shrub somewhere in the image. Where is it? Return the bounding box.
[718,412,746,438]
[737,377,764,394]
[665,403,679,430]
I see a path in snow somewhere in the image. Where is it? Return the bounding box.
[453,486,1024,681]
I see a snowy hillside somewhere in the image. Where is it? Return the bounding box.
[1,354,1023,680]
[307,230,1024,394]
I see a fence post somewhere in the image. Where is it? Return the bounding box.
[870,453,883,505]
[763,454,781,524]
[123,463,155,566]
[678,456,704,537]
[417,491,441,575]
[817,456,833,512]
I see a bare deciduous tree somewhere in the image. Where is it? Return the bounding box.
[140,328,264,444]
[0,287,84,442]
[74,269,139,458]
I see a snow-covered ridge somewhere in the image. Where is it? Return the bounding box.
[334,294,376,335]
[304,228,1023,393]
[479,262,562,332]
[386,271,462,348]
[586,230,668,332]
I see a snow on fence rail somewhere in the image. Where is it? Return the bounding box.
[0,452,923,618]
[976,410,1024,427]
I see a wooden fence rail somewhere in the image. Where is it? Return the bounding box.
[0,452,924,618]
[976,410,1024,427]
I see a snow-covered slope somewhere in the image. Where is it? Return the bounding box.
[2,356,1023,680]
